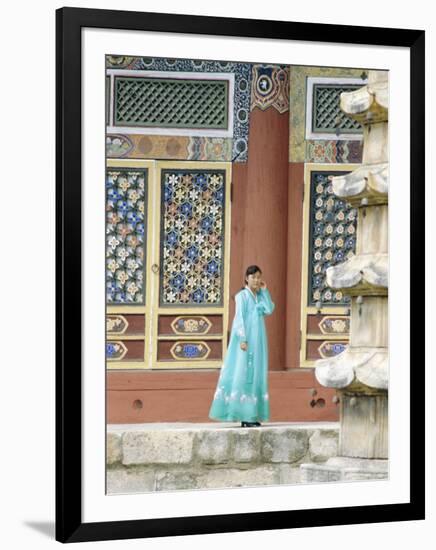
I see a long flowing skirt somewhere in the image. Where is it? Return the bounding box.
[208,316,270,422]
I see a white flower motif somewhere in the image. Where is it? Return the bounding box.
[189,189,200,201]
[175,219,185,230]
[195,233,206,245]
[209,204,220,216]
[108,236,120,250]
[166,290,177,303]
[167,175,179,185]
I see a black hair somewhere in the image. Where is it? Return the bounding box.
[232,265,262,300]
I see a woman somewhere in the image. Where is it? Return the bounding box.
[208,265,275,427]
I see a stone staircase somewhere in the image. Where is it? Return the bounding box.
[107,422,340,493]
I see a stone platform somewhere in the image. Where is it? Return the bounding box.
[300,456,389,483]
[107,421,340,493]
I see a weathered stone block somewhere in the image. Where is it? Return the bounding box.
[198,466,279,489]
[309,429,339,462]
[107,432,122,465]
[122,430,194,465]
[196,430,231,464]
[261,428,308,463]
[300,456,389,483]
[106,468,156,494]
[155,470,199,491]
[300,464,341,483]
[233,430,260,463]
[276,463,302,485]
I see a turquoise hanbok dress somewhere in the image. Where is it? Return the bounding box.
[209,285,275,422]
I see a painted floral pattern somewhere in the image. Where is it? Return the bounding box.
[309,172,357,306]
[160,171,225,306]
[106,170,146,304]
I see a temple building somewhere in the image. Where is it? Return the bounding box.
[105,56,371,424]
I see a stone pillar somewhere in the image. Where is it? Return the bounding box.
[300,71,389,481]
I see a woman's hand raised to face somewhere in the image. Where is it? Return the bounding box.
[260,280,267,289]
[240,342,248,351]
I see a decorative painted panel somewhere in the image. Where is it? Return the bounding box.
[106,314,146,336]
[106,134,233,162]
[159,170,226,307]
[170,341,211,360]
[306,140,363,163]
[106,168,147,305]
[170,316,212,335]
[106,341,128,361]
[114,77,229,129]
[106,134,134,157]
[106,56,252,161]
[106,340,144,361]
[250,65,289,113]
[318,316,350,335]
[288,67,367,162]
[318,341,348,359]
[158,314,223,336]
[106,314,129,335]
[308,171,358,307]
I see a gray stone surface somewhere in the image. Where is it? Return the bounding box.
[300,464,342,483]
[309,429,339,462]
[233,430,261,463]
[122,430,194,465]
[300,456,388,483]
[107,432,122,465]
[106,423,342,494]
[196,430,231,464]
[197,466,279,489]
[155,470,199,491]
[276,464,302,485]
[106,468,156,494]
[261,428,309,463]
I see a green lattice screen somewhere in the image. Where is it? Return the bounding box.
[312,84,363,134]
[114,77,229,129]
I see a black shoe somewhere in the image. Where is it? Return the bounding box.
[254,422,261,427]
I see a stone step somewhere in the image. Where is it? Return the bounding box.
[107,422,340,493]
[301,456,389,483]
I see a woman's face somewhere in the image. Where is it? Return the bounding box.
[246,271,262,291]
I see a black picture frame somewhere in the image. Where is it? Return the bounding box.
[56,6,425,543]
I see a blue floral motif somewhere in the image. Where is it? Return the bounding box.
[106,343,116,357]
[309,172,357,306]
[106,170,146,305]
[183,344,200,358]
[160,171,225,305]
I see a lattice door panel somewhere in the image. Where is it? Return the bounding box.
[154,162,231,368]
[105,160,231,370]
[300,165,358,368]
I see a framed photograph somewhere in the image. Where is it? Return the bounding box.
[56,6,425,543]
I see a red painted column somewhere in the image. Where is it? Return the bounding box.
[241,106,289,370]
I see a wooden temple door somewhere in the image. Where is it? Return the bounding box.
[106,159,232,372]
